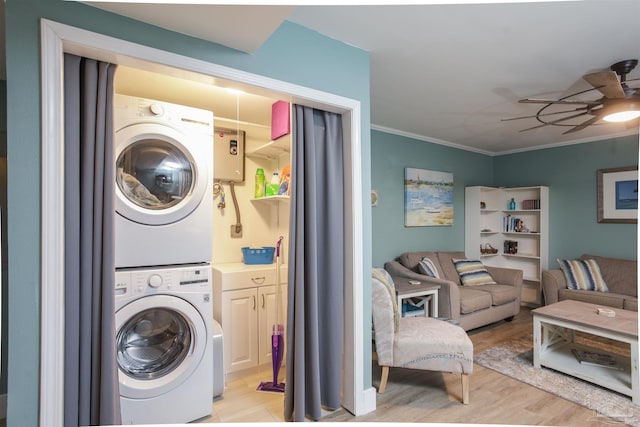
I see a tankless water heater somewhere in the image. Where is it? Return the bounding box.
[213,127,245,183]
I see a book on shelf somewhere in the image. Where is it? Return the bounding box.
[522,199,540,210]
[503,240,518,254]
[571,348,623,370]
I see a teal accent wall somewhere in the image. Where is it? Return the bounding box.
[494,135,638,263]
[372,130,638,271]
[371,130,494,266]
[0,80,6,398]
[5,1,371,424]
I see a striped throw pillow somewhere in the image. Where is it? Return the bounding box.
[557,258,609,292]
[452,258,496,286]
[418,257,440,279]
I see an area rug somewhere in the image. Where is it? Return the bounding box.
[475,334,639,426]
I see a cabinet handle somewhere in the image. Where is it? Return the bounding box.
[251,276,266,284]
[261,294,265,308]
[252,295,256,310]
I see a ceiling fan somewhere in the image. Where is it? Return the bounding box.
[504,59,640,135]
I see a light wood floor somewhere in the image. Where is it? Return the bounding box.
[198,307,627,425]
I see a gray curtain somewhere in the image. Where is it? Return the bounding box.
[284,105,344,421]
[63,53,121,426]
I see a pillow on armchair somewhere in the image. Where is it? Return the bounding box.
[372,268,400,331]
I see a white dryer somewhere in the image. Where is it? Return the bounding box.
[115,264,213,424]
[114,94,213,268]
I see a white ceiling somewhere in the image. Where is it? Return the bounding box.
[75,2,640,154]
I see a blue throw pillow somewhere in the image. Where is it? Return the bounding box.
[452,258,496,286]
[557,258,609,292]
[418,257,440,279]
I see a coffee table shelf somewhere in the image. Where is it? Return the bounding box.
[539,339,632,396]
[532,300,639,404]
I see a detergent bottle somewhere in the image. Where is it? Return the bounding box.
[266,172,280,196]
[255,168,265,198]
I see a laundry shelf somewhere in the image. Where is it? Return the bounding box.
[246,138,290,159]
[251,195,290,204]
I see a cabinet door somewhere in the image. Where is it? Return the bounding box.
[221,288,258,373]
[258,284,288,366]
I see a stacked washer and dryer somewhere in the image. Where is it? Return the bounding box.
[113,94,224,425]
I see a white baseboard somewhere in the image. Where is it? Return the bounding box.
[0,393,7,419]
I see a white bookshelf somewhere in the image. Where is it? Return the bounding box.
[465,186,549,306]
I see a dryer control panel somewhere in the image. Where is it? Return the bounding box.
[115,265,211,297]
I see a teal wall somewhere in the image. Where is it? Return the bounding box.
[0,80,6,398]
[372,130,638,269]
[371,130,494,266]
[495,135,638,264]
[5,1,371,424]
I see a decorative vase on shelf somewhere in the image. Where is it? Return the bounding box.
[508,198,516,210]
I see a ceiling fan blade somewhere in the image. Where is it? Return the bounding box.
[501,107,589,122]
[583,70,625,98]
[562,116,601,135]
[519,111,591,132]
[519,98,601,106]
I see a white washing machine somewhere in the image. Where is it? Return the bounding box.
[114,94,213,268]
[115,264,213,425]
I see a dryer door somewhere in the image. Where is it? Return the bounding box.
[116,294,207,399]
[115,123,209,226]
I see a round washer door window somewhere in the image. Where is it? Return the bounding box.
[117,307,192,380]
[116,295,207,399]
[115,123,209,226]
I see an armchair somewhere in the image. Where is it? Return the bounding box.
[371,269,473,403]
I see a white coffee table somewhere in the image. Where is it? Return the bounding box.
[532,300,639,404]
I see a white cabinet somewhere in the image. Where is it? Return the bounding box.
[220,287,258,372]
[465,186,549,306]
[212,263,288,377]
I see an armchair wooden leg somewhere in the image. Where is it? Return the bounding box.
[378,366,389,394]
[461,373,470,404]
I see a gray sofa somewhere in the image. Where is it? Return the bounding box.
[385,251,523,331]
[542,254,637,311]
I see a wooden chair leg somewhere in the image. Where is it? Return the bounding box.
[378,366,389,394]
[461,373,470,404]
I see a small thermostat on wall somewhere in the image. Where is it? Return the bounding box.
[371,190,378,207]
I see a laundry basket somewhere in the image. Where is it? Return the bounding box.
[241,246,275,265]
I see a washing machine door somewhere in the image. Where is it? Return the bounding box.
[116,294,207,399]
[115,123,209,226]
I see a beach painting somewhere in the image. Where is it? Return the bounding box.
[404,168,454,226]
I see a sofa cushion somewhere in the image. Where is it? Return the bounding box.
[471,284,519,306]
[581,254,637,297]
[557,258,608,292]
[558,288,624,309]
[452,258,497,286]
[624,298,638,311]
[458,287,493,314]
[418,257,440,278]
[436,251,467,285]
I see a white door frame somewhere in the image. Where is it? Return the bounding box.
[39,19,375,426]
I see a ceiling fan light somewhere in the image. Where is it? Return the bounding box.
[602,101,640,122]
[603,110,640,123]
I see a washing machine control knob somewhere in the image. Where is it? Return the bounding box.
[149,103,164,116]
[148,274,163,288]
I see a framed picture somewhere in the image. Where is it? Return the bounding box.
[597,166,638,223]
[404,168,453,226]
